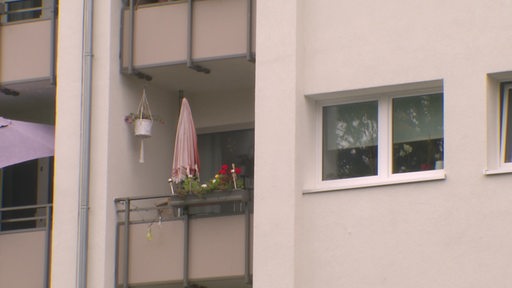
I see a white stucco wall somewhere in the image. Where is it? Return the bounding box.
[53,1,178,287]
[254,1,512,288]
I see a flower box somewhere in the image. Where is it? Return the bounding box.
[168,189,250,209]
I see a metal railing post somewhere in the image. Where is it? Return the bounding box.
[128,0,134,74]
[114,221,120,288]
[123,200,130,288]
[244,201,251,284]
[49,0,57,85]
[246,0,254,62]
[183,207,190,288]
[43,205,52,288]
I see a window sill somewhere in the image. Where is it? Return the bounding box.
[303,170,446,194]
[483,167,512,175]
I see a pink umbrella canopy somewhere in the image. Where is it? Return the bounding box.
[171,98,200,183]
[0,117,54,169]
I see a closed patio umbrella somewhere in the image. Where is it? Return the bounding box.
[0,117,54,169]
[171,97,200,186]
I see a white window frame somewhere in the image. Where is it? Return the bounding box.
[308,85,445,193]
[484,76,512,175]
[499,84,512,169]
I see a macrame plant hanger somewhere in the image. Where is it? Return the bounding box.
[134,87,153,163]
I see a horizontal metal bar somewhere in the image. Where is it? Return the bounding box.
[0,204,52,212]
[114,194,170,203]
[2,0,38,3]
[0,227,46,235]
[3,7,43,14]
[1,216,47,223]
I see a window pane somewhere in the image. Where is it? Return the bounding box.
[6,0,42,23]
[323,101,378,180]
[392,93,443,173]
[198,129,254,188]
[502,88,512,162]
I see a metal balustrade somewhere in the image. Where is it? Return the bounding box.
[0,0,55,25]
[0,203,52,288]
[114,190,253,288]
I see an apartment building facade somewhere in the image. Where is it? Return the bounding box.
[2,0,512,287]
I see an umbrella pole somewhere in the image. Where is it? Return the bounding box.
[168,178,175,195]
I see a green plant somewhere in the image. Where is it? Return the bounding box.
[124,113,164,124]
[173,164,244,197]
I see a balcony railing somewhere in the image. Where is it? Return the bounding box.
[0,203,52,288]
[114,190,252,288]
[121,0,255,79]
[0,0,55,24]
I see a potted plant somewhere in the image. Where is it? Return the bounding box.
[124,88,163,163]
[169,163,244,197]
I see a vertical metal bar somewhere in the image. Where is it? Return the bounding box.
[128,0,134,74]
[77,0,94,286]
[119,0,126,74]
[186,0,209,73]
[186,0,193,68]
[244,201,251,284]
[123,200,130,288]
[114,221,120,288]
[49,0,57,85]
[43,205,52,288]
[0,2,6,25]
[246,0,254,62]
[183,208,190,288]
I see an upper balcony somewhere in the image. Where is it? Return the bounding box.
[121,0,255,82]
[0,0,57,123]
[0,0,57,85]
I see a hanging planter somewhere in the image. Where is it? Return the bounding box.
[125,88,156,163]
[134,118,153,137]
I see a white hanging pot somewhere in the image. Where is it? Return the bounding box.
[134,118,153,138]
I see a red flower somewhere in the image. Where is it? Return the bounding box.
[235,167,242,175]
[218,164,231,175]
[420,163,432,170]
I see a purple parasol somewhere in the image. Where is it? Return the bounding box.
[0,117,54,168]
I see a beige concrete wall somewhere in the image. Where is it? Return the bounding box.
[253,0,512,288]
[0,231,46,288]
[0,20,51,84]
[118,215,251,285]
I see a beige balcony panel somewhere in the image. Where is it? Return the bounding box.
[0,231,46,288]
[119,215,252,285]
[123,0,255,68]
[0,21,52,84]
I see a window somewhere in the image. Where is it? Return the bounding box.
[323,101,378,180]
[198,128,254,188]
[319,88,444,188]
[0,157,53,231]
[189,128,253,216]
[500,83,512,165]
[0,0,52,24]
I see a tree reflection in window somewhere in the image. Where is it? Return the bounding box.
[323,101,378,180]
[392,94,443,173]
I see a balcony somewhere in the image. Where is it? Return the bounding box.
[0,204,52,288]
[121,0,255,71]
[0,0,56,84]
[0,0,57,122]
[115,190,253,288]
